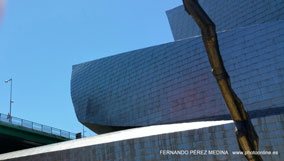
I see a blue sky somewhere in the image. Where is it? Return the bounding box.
[0,0,182,136]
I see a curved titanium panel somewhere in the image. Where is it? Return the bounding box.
[71,21,284,134]
[166,0,284,40]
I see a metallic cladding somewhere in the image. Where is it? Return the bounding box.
[2,114,284,160]
[71,20,284,132]
[166,0,284,40]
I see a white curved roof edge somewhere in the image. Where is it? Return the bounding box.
[0,120,233,160]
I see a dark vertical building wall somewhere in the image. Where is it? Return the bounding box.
[166,0,284,40]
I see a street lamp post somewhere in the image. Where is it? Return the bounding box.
[82,125,86,138]
[4,78,13,120]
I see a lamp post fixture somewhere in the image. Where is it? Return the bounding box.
[82,125,86,138]
[4,78,13,120]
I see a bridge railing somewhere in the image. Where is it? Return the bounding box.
[0,113,76,139]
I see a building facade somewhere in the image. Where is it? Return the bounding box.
[1,1,283,161]
[71,0,284,134]
[1,114,283,161]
